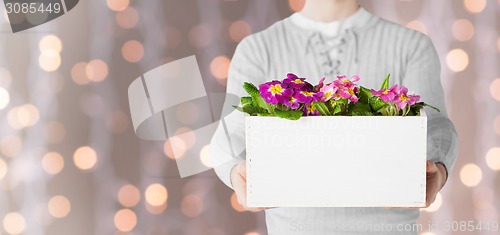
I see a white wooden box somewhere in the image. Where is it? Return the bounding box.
[245,113,427,207]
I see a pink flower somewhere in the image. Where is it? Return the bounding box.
[338,86,359,103]
[319,82,338,102]
[370,84,401,102]
[395,86,420,109]
[334,75,360,88]
[333,75,360,103]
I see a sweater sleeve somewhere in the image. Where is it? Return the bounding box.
[210,36,265,189]
[403,34,459,181]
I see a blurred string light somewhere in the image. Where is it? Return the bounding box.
[405,20,427,34]
[48,195,71,218]
[114,209,137,232]
[494,115,500,136]
[116,7,139,29]
[163,136,187,160]
[189,24,213,48]
[0,67,12,88]
[38,35,63,72]
[2,212,26,234]
[122,40,144,63]
[245,232,261,235]
[485,147,500,171]
[229,20,252,42]
[70,59,110,85]
[145,200,167,215]
[181,194,204,217]
[421,192,442,213]
[174,128,196,149]
[210,56,230,85]
[71,62,91,85]
[42,152,64,175]
[118,184,141,208]
[1,135,23,158]
[0,86,10,109]
[463,0,487,13]
[460,163,483,187]
[446,48,469,72]
[145,183,168,207]
[420,232,436,235]
[86,59,109,82]
[0,158,7,180]
[452,19,474,42]
[107,0,130,12]
[73,146,98,171]
[7,104,40,129]
[144,182,167,213]
[490,78,500,101]
[288,0,305,12]
[200,145,212,168]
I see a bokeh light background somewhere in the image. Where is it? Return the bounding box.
[0,0,499,234]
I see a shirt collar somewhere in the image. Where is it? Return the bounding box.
[289,7,371,37]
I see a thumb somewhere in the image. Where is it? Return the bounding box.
[426,160,437,173]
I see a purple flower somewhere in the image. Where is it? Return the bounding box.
[283,93,300,109]
[370,84,401,102]
[315,77,326,92]
[303,104,319,116]
[259,81,292,104]
[283,73,307,89]
[395,86,420,109]
[295,90,323,104]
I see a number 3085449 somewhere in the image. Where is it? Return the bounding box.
[5,2,61,14]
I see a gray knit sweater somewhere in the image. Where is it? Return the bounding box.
[210,7,458,235]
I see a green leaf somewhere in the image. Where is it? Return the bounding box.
[347,102,374,116]
[333,104,342,115]
[274,109,303,120]
[380,74,390,90]
[242,82,273,114]
[242,104,268,115]
[329,99,348,115]
[243,82,260,97]
[358,86,374,103]
[240,96,252,105]
[409,102,440,116]
[312,102,331,116]
[369,96,389,112]
[422,103,440,112]
[232,105,244,113]
[257,113,273,116]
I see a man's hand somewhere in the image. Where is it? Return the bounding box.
[230,161,269,212]
[426,160,447,207]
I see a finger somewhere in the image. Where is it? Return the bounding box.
[240,162,247,179]
[243,206,269,212]
[426,160,438,173]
